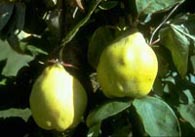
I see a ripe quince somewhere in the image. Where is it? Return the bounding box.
[29,63,87,131]
[97,32,158,98]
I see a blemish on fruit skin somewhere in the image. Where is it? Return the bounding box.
[117,82,124,92]
[119,57,125,66]
[46,120,52,127]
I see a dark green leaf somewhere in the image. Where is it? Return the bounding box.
[7,33,21,53]
[20,42,48,56]
[136,0,184,15]
[0,78,7,85]
[0,40,34,76]
[0,3,14,31]
[177,103,195,128]
[162,74,177,85]
[160,24,190,77]
[47,9,62,40]
[43,0,56,8]
[133,96,181,136]
[88,26,115,69]
[188,74,195,85]
[61,0,103,45]
[181,89,194,104]
[190,55,195,74]
[153,78,164,96]
[112,125,132,137]
[99,1,118,10]
[14,2,26,31]
[160,14,195,77]
[154,46,170,77]
[0,108,31,122]
[17,30,31,40]
[86,101,131,127]
[87,123,101,137]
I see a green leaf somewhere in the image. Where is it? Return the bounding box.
[99,1,118,10]
[0,2,14,31]
[181,89,194,104]
[136,0,184,15]
[160,24,190,77]
[133,96,181,136]
[86,101,131,127]
[0,78,7,85]
[20,42,48,56]
[43,0,56,8]
[0,40,34,76]
[112,125,132,137]
[87,123,101,137]
[14,2,26,31]
[46,9,62,40]
[177,103,195,128]
[7,33,21,53]
[88,26,115,69]
[153,46,170,77]
[160,14,195,77]
[190,54,195,74]
[17,30,31,40]
[0,108,31,122]
[153,78,164,96]
[17,31,48,56]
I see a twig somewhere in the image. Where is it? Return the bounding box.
[149,1,183,45]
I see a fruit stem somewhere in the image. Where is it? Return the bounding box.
[61,62,78,69]
[59,46,64,62]
[149,1,183,45]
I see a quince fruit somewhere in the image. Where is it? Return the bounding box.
[97,32,158,98]
[29,63,87,131]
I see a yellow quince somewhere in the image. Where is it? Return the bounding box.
[29,63,87,131]
[97,32,158,98]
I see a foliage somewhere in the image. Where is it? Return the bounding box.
[0,0,195,136]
